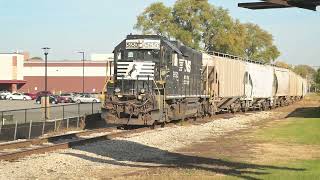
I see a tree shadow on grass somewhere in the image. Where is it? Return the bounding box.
[286,107,320,118]
[65,140,305,180]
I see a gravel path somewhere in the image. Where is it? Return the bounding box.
[0,111,274,180]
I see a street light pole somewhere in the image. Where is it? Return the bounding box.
[42,47,50,121]
[78,52,85,94]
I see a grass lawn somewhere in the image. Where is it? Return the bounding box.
[238,104,320,179]
[246,160,320,180]
[304,93,320,101]
[256,117,320,145]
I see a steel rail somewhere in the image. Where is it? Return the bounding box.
[0,128,114,151]
[0,127,149,161]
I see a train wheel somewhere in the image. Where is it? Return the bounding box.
[150,123,156,129]
[242,106,248,113]
[208,104,218,117]
[151,121,165,129]
[192,116,197,121]
[150,121,158,129]
[117,125,128,130]
[258,103,262,111]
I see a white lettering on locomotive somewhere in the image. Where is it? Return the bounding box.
[126,39,161,50]
[179,58,192,73]
[184,75,190,85]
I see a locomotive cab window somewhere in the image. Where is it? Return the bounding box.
[172,53,178,66]
[125,50,160,61]
[116,51,123,61]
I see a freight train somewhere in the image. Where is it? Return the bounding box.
[101,34,307,126]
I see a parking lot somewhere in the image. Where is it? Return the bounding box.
[0,100,101,124]
[0,100,43,111]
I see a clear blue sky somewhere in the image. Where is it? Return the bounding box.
[0,0,319,66]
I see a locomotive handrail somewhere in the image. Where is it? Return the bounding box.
[109,98,150,107]
[150,78,164,112]
[206,51,267,65]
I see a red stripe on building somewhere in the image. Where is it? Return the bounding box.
[0,80,27,84]
[12,56,17,66]
[20,76,106,93]
[24,62,112,67]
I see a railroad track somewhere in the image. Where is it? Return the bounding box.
[0,127,150,161]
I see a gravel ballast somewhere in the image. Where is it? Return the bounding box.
[0,111,273,180]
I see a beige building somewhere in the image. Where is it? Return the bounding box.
[0,53,26,92]
[0,52,114,93]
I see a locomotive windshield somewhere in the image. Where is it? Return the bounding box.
[126,50,160,61]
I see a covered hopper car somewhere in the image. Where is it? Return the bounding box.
[101,35,307,126]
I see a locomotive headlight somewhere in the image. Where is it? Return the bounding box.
[140,88,145,94]
[114,87,121,93]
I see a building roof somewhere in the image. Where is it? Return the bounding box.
[239,0,320,11]
[0,53,24,55]
[0,80,27,84]
[25,61,110,63]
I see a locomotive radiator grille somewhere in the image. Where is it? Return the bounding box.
[117,61,155,80]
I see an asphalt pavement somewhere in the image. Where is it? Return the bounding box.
[0,100,101,124]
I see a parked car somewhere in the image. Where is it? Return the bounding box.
[6,93,32,101]
[36,91,52,98]
[23,93,37,100]
[0,91,11,100]
[90,92,102,99]
[53,95,71,103]
[60,93,76,102]
[74,94,101,103]
[35,95,58,104]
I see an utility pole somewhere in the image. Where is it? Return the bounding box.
[78,52,85,94]
[42,47,50,120]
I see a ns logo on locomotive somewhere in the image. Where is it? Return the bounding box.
[101,34,307,127]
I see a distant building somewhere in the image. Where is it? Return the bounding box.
[90,53,114,61]
[0,52,114,93]
[0,53,26,92]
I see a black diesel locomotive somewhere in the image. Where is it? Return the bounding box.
[101,35,212,126]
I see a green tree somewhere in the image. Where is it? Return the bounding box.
[203,8,246,56]
[274,61,292,69]
[135,0,280,62]
[172,0,212,49]
[313,68,320,92]
[135,2,174,37]
[315,69,320,84]
[293,65,316,78]
[243,23,280,63]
